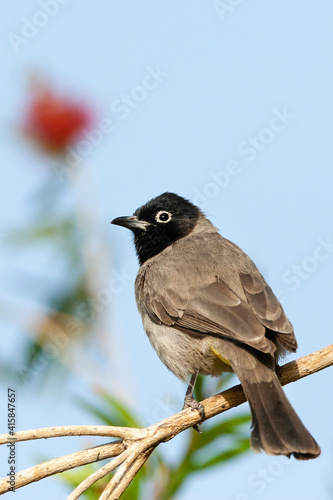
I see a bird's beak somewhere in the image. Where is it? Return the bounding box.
[111,216,150,231]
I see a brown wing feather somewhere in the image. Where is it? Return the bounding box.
[239,273,297,352]
[144,279,276,354]
[136,231,296,355]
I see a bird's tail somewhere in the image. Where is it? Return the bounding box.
[243,372,320,459]
[224,343,321,459]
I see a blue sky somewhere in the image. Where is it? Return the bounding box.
[1,1,333,498]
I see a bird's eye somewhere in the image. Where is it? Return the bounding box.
[155,210,172,223]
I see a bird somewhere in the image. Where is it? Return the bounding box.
[111,192,320,459]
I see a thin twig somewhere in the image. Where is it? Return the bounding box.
[66,448,133,500]
[99,450,138,500]
[103,448,154,500]
[0,425,145,446]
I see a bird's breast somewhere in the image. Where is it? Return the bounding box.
[140,313,233,381]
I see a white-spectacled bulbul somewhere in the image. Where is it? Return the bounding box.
[111,192,320,459]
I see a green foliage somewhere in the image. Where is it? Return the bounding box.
[63,463,148,500]
[76,389,142,428]
[4,172,110,383]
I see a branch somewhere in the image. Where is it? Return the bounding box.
[0,344,332,498]
[0,441,124,494]
[0,425,146,446]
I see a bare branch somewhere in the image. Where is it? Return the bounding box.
[194,343,333,424]
[0,441,124,494]
[0,425,146,446]
[0,344,331,498]
[67,449,133,500]
[101,448,154,500]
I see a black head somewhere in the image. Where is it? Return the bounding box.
[111,192,200,264]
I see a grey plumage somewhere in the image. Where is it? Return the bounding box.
[112,192,320,459]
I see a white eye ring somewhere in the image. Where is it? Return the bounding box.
[155,210,172,223]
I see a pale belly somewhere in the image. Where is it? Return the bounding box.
[142,314,233,381]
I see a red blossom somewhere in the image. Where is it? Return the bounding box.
[24,88,93,153]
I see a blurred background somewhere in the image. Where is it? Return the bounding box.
[1,1,333,498]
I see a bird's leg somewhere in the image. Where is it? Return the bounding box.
[182,370,205,433]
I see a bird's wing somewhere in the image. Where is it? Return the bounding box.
[137,232,296,354]
[239,272,297,351]
[143,277,275,353]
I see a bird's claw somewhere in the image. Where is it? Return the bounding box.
[183,395,205,433]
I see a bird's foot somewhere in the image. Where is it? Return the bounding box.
[182,394,205,433]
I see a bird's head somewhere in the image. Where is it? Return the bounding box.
[111,192,200,264]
